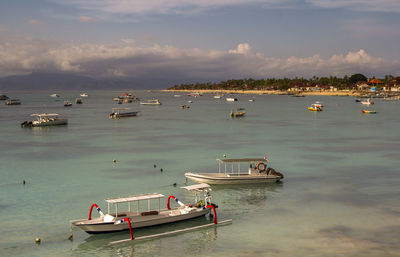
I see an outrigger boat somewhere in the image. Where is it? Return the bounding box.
[109,108,139,119]
[21,113,68,127]
[70,184,216,234]
[185,158,284,185]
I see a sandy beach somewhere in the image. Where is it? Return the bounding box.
[162,89,361,96]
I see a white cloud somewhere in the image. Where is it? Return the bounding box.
[78,16,99,22]
[0,36,398,81]
[306,0,400,13]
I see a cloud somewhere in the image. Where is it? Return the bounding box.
[120,38,135,44]
[78,16,99,22]
[306,0,400,13]
[28,19,41,26]
[0,36,398,82]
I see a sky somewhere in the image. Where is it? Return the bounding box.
[0,0,400,86]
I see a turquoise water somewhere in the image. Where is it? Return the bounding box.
[1,91,399,257]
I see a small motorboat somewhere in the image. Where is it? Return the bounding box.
[230,108,246,118]
[50,94,60,98]
[181,105,190,109]
[362,110,377,114]
[5,99,21,105]
[70,184,217,234]
[0,94,9,100]
[361,98,374,105]
[226,97,238,102]
[80,93,88,97]
[21,113,68,127]
[213,95,223,99]
[185,157,283,185]
[109,108,139,119]
[140,99,162,105]
[75,98,83,104]
[308,104,322,112]
[64,101,72,107]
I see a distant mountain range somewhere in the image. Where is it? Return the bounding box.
[0,72,178,90]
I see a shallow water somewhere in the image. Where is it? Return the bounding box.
[0,91,399,257]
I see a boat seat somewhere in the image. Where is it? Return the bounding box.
[141,210,159,216]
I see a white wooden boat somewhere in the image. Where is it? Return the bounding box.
[140,99,161,105]
[109,108,139,119]
[361,98,374,105]
[21,113,68,127]
[226,97,238,102]
[80,93,88,97]
[71,184,215,234]
[50,94,60,98]
[185,158,283,185]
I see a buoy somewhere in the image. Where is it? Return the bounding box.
[113,159,117,163]
[23,180,26,185]
[35,238,41,244]
[160,168,163,172]
[154,164,157,168]
[173,183,177,187]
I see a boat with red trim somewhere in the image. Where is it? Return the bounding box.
[70,184,216,234]
[185,157,283,185]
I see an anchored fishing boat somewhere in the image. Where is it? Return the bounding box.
[70,184,217,234]
[140,99,162,105]
[230,108,246,118]
[21,113,68,127]
[109,108,139,119]
[185,157,283,185]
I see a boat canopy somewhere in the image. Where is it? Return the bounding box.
[217,158,267,163]
[31,113,59,117]
[181,183,210,191]
[105,193,164,204]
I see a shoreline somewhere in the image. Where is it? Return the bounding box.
[161,89,361,96]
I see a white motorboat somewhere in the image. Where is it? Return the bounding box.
[213,95,223,99]
[80,93,88,97]
[185,158,283,185]
[226,97,238,102]
[5,99,21,105]
[109,108,139,119]
[140,99,162,105]
[361,98,374,105]
[71,184,216,234]
[21,113,68,127]
[50,94,60,98]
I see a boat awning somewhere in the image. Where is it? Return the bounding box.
[105,193,164,203]
[217,158,267,163]
[181,183,210,191]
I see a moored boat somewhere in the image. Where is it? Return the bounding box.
[140,99,161,105]
[64,101,72,107]
[230,108,246,118]
[362,110,377,114]
[0,94,9,100]
[50,94,60,98]
[70,183,216,234]
[226,97,238,102]
[75,98,83,104]
[21,113,68,127]
[109,108,139,119]
[361,98,374,105]
[80,93,88,97]
[314,101,324,108]
[307,104,322,111]
[5,99,21,105]
[185,157,283,185]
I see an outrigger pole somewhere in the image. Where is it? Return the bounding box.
[109,219,232,245]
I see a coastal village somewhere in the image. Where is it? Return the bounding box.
[167,74,400,96]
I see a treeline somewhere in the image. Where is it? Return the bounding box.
[169,74,399,91]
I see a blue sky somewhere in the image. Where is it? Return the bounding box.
[0,0,399,83]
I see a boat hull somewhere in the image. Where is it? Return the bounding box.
[72,208,210,234]
[185,172,281,184]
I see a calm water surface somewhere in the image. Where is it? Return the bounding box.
[0,91,399,256]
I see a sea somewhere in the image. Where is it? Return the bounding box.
[0,91,399,257]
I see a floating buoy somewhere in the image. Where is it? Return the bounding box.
[160,168,163,172]
[35,238,41,244]
[113,159,117,163]
[23,180,26,185]
[154,164,157,168]
[173,183,177,187]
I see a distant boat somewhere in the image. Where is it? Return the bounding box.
[21,113,67,127]
[0,94,9,100]
[226,97,238,102]
[308,104,322,112]
[361,98,374,105]
[230,108,246,118]
[50,94,60,98]
[75,98,83,104]
[174,95,182,97]
[80,93,88,97]
[109,108,139,119]
[362,110,377,114]
[314,101,324,108]
[5,99,21,105]
[213,94,223,99]
[64,101,72,107]
[248,99,255,102]
[140,99,161,105]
